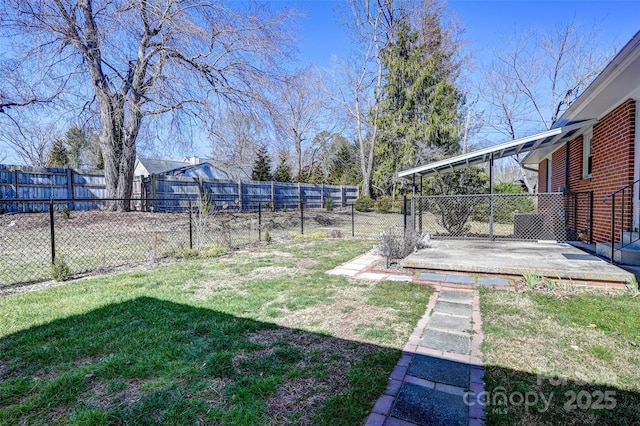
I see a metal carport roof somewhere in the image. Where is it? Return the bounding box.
[397,119,596,178]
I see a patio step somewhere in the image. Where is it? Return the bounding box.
[596,242,640,265]
[622,231,640,249]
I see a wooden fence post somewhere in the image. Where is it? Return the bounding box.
[271,181,275,210]
[340,185,344,207]
[12,168,19,199]
[238,180,243,211]
[298,182,302,208]
[321,183,324,208]
[150,174,157,211]
[66,168,74,210]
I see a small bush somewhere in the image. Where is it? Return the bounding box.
[51,254,70,281]
[291,231,328,239]
[264,228,272,243]
[200,245,226,258]
[355,197,374,212]
[378,230,427,259]
[61,207,71,219]
[175,245,226,259]
[375,197,392,213]
[329,229,343,238]
[325,196,334,211]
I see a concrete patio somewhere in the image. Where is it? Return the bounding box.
[403,239,636,287]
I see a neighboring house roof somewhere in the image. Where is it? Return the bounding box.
[162,162,229,180]
[398,30,640,178]
[136,158,190,175]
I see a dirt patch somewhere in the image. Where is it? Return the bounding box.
[247,328,381,425]
[81,378,146,409]
[257,281,409,349]
[296,258,319,269]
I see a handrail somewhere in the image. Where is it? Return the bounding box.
[603,178,640,203]
[605,178,640,264]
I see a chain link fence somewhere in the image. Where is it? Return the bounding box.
[410,192,593,242]
[0,197,408,288]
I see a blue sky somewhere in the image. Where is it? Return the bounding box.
[286,0,639,148]
[293,0,639,70]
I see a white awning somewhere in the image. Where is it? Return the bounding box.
[397,119,596,178]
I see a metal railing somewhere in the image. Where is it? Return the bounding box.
[603,178,640,264]
[409,192,592,242]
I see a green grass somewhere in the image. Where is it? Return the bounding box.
[480,289,640,425]
[0,238,432,425]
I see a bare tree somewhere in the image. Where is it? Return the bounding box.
[334,0,455,197]
[1,0,295,209]
[479,19,613,191]
[270,67,329,182]
[331,0,400,197]
[0,121,63,167]
[210,107,267,180]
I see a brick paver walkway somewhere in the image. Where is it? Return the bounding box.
[327,253,487,425]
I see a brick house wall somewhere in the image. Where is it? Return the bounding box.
[538,159,548,193]
[539,99,637,243]
[551,145,567,192]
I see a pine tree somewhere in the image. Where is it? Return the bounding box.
[373,20,463,197]
[251,145,272,181]
[47,139,69,167]
[273,152,292,182]
[96,149,104,170]
[64,125,88,168]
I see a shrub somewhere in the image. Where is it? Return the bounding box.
[264,228,272,243]
[200,245,227,258]
[355,197,374,212]
[325,196,334,211]
[291,231,328,239]
[175,245,226,259]
[51,254,70,281]
[375,196,393,213]
[378,230,427,259]
[472,182,535,224]
[329,229,343,238]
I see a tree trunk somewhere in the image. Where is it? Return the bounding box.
[98,95,140,211]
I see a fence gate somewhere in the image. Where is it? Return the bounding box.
[410,192,593,242]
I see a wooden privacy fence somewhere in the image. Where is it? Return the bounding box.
[0,164,358,213]
[0,164,105,212]
[137,174,358,211]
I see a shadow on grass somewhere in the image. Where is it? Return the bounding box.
[482,364,640,425]
[0,297,398,426]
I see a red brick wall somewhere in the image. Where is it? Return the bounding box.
[541,99,637,242]
[551,145,567,192]
[538,159,548,193]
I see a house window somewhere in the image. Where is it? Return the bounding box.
[583,128,593,178]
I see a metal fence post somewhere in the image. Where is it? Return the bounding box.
[49,199,56,264]
[351,203,355,237]
[489,194,495,241]
[418,197,423,234]
[403,195,407,235]
[300,200,304,234]
[188,200,193,250]
[258,203,262,242]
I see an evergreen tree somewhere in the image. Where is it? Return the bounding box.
[374,20,463,197]
[47,139,69,167]
[251,145,272,181]
[64,125,88,168]
[328,140,361,185]
[273,152,292,182]
[96,149,105,170]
